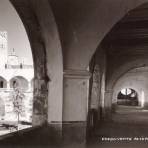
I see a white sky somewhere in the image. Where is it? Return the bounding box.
[0,0,33,65]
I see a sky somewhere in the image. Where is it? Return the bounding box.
[0,0,33,65]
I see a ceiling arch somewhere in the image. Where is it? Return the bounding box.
[9,0,63,123]
[50,0,148,69]
[107,58,148,90]
[101,3,148,90]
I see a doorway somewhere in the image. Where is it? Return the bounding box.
[117,88,139,106]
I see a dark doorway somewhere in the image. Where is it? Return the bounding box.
[117,88,138,106]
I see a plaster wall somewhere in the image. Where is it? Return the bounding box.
[113,67,148,108]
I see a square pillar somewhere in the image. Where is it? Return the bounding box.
[7,81,10,89]
[62,70,91,144]
[103,90,113,120]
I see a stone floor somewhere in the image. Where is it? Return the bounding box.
[84,105,148,148]
[54,106,148,148]
[1,105,148,148]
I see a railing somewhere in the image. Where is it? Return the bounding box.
[5,65,33,69]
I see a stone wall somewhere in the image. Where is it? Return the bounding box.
[113,67,148,109]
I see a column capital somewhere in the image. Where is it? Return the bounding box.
[63,69,91,79]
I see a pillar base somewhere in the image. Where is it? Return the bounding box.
[48,121,87,145]
[47,122,63,145]
[102,107,112,121]
[62,121,86,144]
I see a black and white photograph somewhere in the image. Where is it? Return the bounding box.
[0,0,148,148]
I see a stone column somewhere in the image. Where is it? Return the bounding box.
[28,81,32,91]
[7,81,10,89]
[103,89,113,120]
[32,78,48,126]
[62,69,91,144]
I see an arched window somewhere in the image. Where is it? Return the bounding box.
[10,76,28,90]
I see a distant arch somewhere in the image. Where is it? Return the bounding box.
[117,88,139,106]
[10,76,28,90]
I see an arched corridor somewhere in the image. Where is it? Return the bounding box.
[86,3,148,148]
[1,0,148,148]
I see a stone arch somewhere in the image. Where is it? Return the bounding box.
[9,0,63,125]
[10,76,28,89]
[87,1,148,69]
[107,58,148,90]
[113,78,142,105]
[104,59,148,114]
[50,0,148,70]
[116,88,139,107]
[112,69,148,108]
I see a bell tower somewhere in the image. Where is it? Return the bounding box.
[0,31,8,68]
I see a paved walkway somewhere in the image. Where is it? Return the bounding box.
[85,105,148,148]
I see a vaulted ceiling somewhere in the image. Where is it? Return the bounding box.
[102,3,148,57]
[102,3,148,86]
